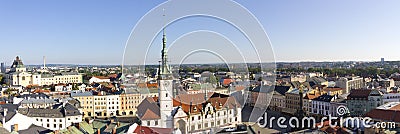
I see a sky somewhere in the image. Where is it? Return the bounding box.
[1,0,400,65]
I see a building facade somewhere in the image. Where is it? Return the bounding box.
[346,89,383,116]
[269,86,291,112]
[4,56,82,87]
[335,76,364,94]
[71,91,141,117]
[119,93,141,116]
[283,88,309,115]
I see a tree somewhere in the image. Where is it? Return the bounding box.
[206,75,218,84]
[72,84,79,90]
[0,74,3,84]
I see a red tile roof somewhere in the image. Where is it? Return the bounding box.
[390,104,400,111]
[365,109,400,122]
[31,89,50,93]
[108,74,118,78]
[133,125,173,134]
[93,76,110,79]
[304,92,321,100]
[315,121,349,134]
[222,79,233,85]
[137,92,240,120]
[141,109,161,120]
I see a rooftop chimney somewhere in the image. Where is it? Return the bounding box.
[2,108,7,124]
[12,124,18,132]
[4,108,8,117]
[112,127,116,134]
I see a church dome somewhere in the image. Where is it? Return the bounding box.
[11,56,24,68]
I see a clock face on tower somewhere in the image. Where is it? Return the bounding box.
[163,81,170,87]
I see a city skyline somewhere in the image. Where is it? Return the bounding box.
[1,0,400,65]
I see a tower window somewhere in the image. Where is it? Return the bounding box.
[166,93,168,97]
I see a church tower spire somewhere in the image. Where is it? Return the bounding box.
[159,9,172,80]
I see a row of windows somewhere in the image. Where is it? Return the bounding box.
[121,106,137,109]
[84,106,92,109]
[95,106,107,110]
[121,96,140,100]
[189,117,238,130]
[46,124,63,129]
[190,111,233,121]
[121,101,139,104]
[386,96,400,99]
[36,118,65,122]
[94,98,106,100]
[108,106,119,109]
[54,77,80,80]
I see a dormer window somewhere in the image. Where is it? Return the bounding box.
[193,106,197,111]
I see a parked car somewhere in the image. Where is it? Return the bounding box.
[236,124,247,131]
[224,127,237,132]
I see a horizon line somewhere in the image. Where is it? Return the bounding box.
[15,60,394,66]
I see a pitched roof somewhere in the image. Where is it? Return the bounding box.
[312,94,334,102]
[0,104,19,122]
[18,124,51,134]
[290,81,302,89]
[93,76,110,79]
[136,97,161,120]
[19,108,64,118]
[141,109,161,120]
[78,121,95,134]
[250,85,274,93]
[389,103,400,111]
[365,109,400,123]
[304,92,321,100]
[173,92,239,114]
[347,89,372,99]
[18,103,81,118]
[137,92,241,120]
[274,86,291,95]
[17,93,50,99]
[133,125,173,134]
[65,103,82,116]
[322,87,343,92]
[71,91,93,97]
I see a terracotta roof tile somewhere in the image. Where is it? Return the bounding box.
[137,92,240,119]
[365,109,400,122]
[141,109,161,120]
[133,125,173,134]
[93,76,110,79]
[390,104,400,111]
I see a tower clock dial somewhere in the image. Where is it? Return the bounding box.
[163,81,171,87]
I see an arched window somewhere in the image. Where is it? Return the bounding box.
[22,76,25,80]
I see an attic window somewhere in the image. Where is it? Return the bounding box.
[193,107,197,111]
